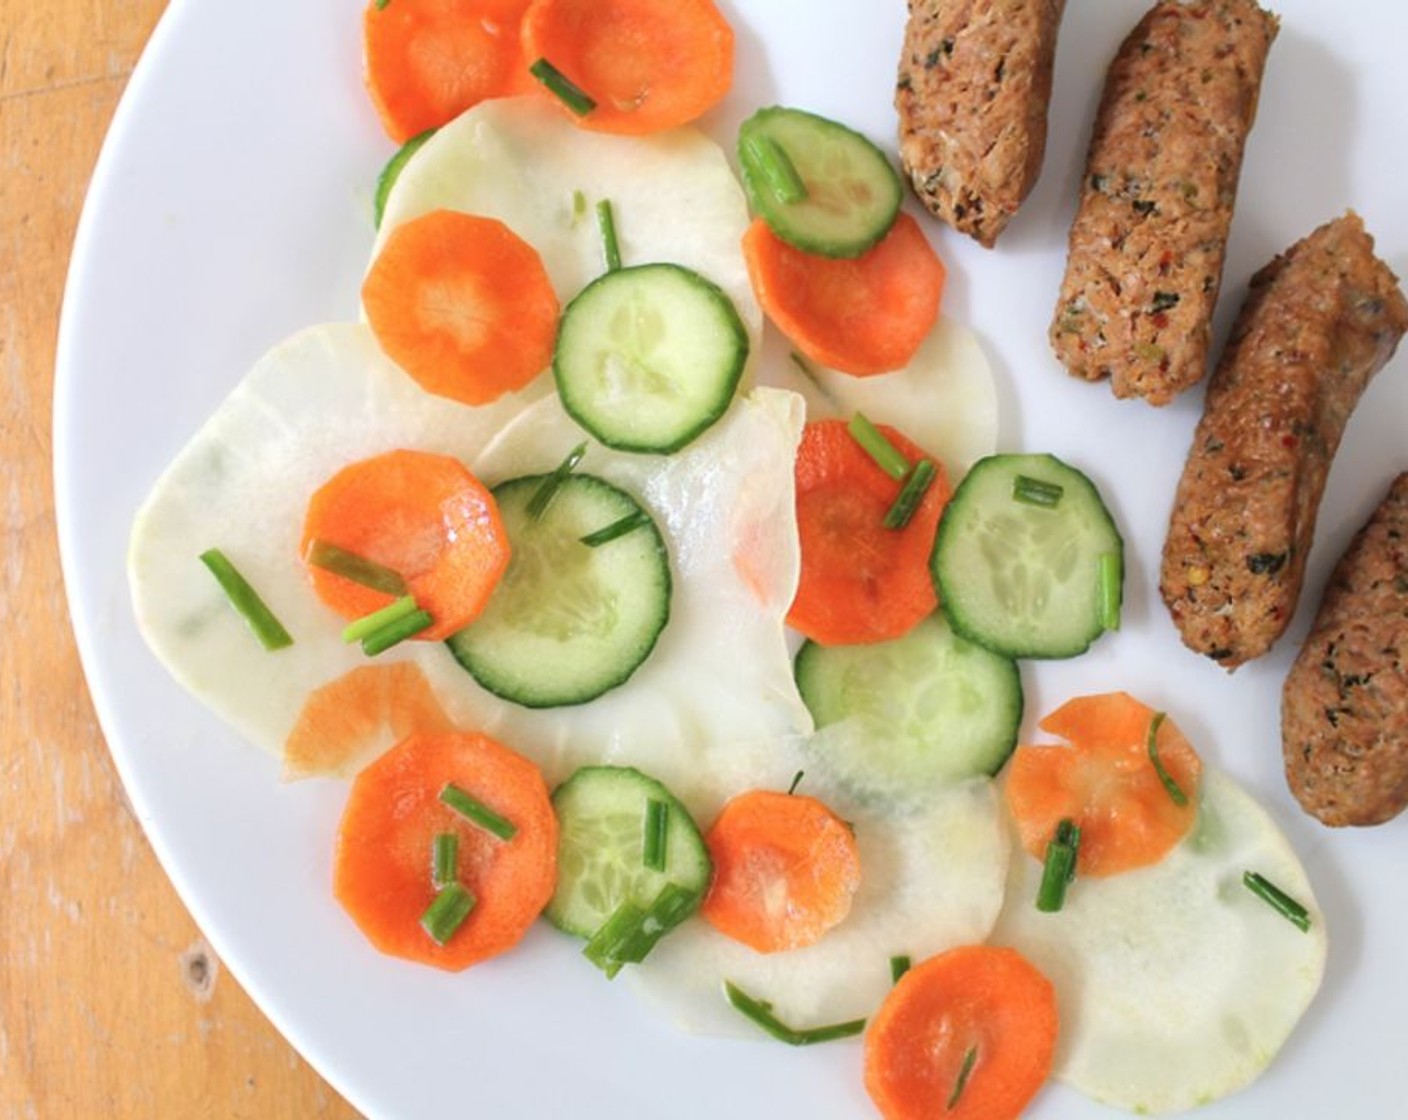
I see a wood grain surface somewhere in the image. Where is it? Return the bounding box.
[0,2,361,1114]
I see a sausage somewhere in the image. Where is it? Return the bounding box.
[1283,472,1408,827]
[895,0,1067,248]
[1049,0,1277,404]
[1160,212,1408,668]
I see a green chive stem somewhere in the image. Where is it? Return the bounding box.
[742,133,808,205]
[1099,551,1123,632]
[529,58,596,116]
[786,770,805,796]
[1146,712,1188,807]
[596,198,622,272]
[1012,474,1064,508]
[889,955,911,984]
[579,509,649,547]
[571,188,587,225]
[1243,871,1311,932]
[1036,818,1080,912]
[847,413,910,481]
[723,981,866,1046]
[439,783,518,841]
[583,899,647,979]
[360,608,433,656]
[341,594,418,643]
[307,539,408,595]
[883,459,937,530]
[947,1046,978,1111]
[420,883,476,945]
[432,832,459,888]
[610,882,696,966]
[528,443,588,520]
[199,549,293,651]
[643,798,668,872]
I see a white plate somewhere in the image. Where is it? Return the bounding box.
[56,1,1408,1117]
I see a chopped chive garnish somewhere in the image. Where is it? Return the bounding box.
[787,770,805,796]
[1036,818,1080,912]
[889,954,911,984]
[847,412,910,481]
[199,549,293,651]
[527,442,588,520]
[583,882,696,977]
[583,899,647,979]
[742,132,808,205]
[1099,551,1123,632]
[341,594,418,643]
[360,608,433,656]
[440,783,518,841]
[432,832,459,888]
[1243,871,1311,932]
[1146,711,1188,806]
[947,1045,978,1110]
[375,0,390,9]
[307,540,406,594]
[529,58,596,116]
[571,188,587,224]
[643,798,669,872]
[596,198,622,272]
[420,883,476,945]
[789,350,816,378]
[1012,474,1064,508]
[883,459,937,530]
[723,980,867,1046]
[579,509,649,547]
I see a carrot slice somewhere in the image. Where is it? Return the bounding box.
[699,789,861,953]
[363,0,534,143]
[520,0,733,135]
[362,209,559,406]
[1004,692,1202,877]
[788,418,951,646]
[334,729,557,971]
[283,662,454,780]
[865,944,1058,1120]
[301,449,510,642]
[742,213,945,376]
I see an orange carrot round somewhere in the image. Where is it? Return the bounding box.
[788,418,951,646]
[699,789,860,953]
[742,212,945,376]
[301,449,510,641]
[520,0,733,135]
[334,729,557,971]
[865,945,1058,1120]
[1005,692,1202,877]
[363,0,534,143]
[362,209,559,406]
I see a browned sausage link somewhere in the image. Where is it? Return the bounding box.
[1049,0,1277,404]
[1161,212,1408,669]
[895,0,1067,248]
[1283,472,1408,827]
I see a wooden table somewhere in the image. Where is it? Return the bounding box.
[1,2,360,1113]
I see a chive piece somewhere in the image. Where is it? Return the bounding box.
[1146,711,1188,806]
[741,133,809,205]
[786,770,805,796]
[643,798,669,872]
[571,188,587,225]
[583,882,697,978]
[360,608,433,656]
[884,459,937,530]
[889,955,911,984]
[1243,871,1311,932]
[375,0,390,9]
[307,538,408,596]
[199,549,293,651]
[1012,474,1064,508]
[847,412,910,481]
[788,350,816,378]
[420,883,476,945]
[432,832,459,888]
[596,198,622,272]
[529,58,596,116]
[583,899,648,979]
[723,981,867,1046]
[1036,818,1080,912]
[527,442,589,520]
[1099,551,1123,632]
[439,783,518,841]
[341,594,418,643]
[947,1046,978,1111]
[580,509,649,547]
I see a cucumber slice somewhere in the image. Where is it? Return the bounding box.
[553,263,748,454]
[547,766,711,939]
[738,106,902,258]
[373,127,436,230]
[932,453,1123,659]
[795,613,1022,792]
[446,473,670,707]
